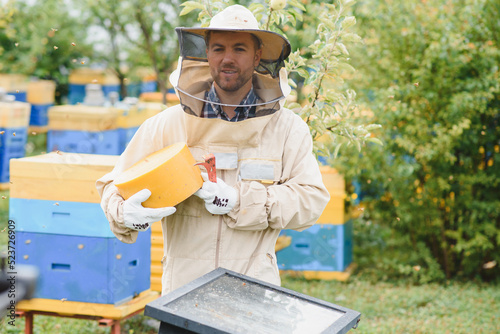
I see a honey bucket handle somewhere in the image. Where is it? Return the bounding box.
[195,154,217,183]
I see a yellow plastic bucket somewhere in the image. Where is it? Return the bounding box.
[114,142,203,208]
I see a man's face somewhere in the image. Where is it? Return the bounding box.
[206,31,262,94]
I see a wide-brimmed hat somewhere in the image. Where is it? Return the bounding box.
[176,5,291,78]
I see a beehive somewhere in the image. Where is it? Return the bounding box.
[0,101,31,128]
[68,68,120,105]
[0,73,28,102]
[316,166,346,225]
[47,105,123,155]
[16,230,151,304]
[47,104,159,155]
[48,105,123,131]
[0,101,31,187]
[277,220,353,273]
[126,69,157,97]
[9,152,118,203]
[139,91,179,107]
[9,153,118,237]
[27,80,56,129]
[140,74,157,93]
[277,166,353,281]
[10,152,161,302]
[27,80,56,105]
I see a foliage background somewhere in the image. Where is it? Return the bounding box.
[1,0,499,332]
[330,0,500,283]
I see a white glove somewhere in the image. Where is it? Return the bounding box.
[123,189,176,231]
[194,173,237,215]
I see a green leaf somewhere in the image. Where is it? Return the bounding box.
[294,68,310,79]
[287,8,304,24]
[179,1,205,16]
[341,33,363,43]
[341,16,356,30]
[342,0,356,8]
[366,137,384,146]
[249,3,265,14]
[333,142,343,158]
[336,42,350,55]
[287,0,307,12]
[338,61,356,73]
[365,124,383,131]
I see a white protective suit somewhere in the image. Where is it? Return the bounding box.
[97,60,330,295]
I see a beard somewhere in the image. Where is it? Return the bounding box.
[212,66,253,93]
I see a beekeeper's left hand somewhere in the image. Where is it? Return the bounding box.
[194,173,237,215]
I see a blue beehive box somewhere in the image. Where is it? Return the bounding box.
[16,231,151,304]
[9,91,27,102]
[46,104,158,155]
[27,80,56,128]
[277,220,353,273]
[141,80,157,93]
[47,105,123,155]
[118,126,139,151]
[126,82,142,98]
[0,127,28,183]
[0,100,31,186]
[29,104,54,127]
[8,152,151,304]
[10,198,116,238]
[47,129,122,155]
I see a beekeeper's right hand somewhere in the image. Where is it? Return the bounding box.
[123,189,176,231]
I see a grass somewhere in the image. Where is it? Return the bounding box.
[281,276,500,334]
[1,275,498,333]
[1,133,499,333]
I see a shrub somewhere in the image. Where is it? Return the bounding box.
[332,0,500,281]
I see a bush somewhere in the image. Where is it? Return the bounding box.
[332,0,500,281]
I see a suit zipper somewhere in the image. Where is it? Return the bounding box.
[215,169,224,268]
[216,215,222,268]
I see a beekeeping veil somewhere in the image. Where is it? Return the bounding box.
[170,5,292,115]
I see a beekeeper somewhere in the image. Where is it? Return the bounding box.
[97,5,330,295]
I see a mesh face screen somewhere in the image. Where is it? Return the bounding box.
[177,30,208,61]
[176,29,286,78]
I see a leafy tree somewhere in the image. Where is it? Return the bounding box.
[333,0,500,281]
[0,0,93,103]
[81,0,199,103]
[82,0,131,98]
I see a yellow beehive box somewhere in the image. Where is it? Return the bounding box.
[9,152,118,203]
[0,73,29,92]
[317,166,346,225]
[48,105,124,131]
[0,101,31,128]
[69,68,120,86]
[27,80,56,105]
[136,101,166,118]
[139,92,179,106]
[117,102,164,128]
[134,67,157,82]
[139,92,163,103]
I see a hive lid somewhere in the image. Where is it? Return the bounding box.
[0,101,31,127]
[10,152,119,180]
[9,152,119,202]
[48,105,124,131]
